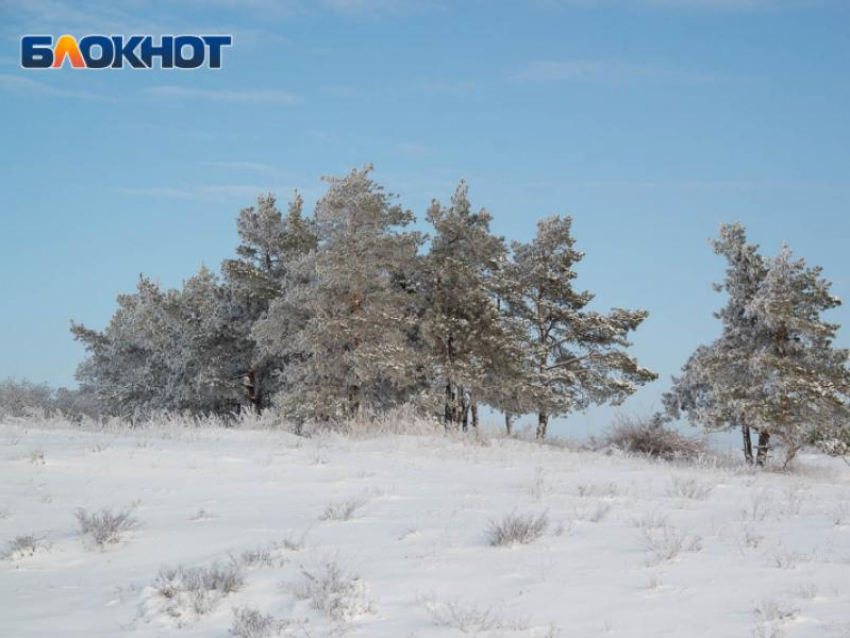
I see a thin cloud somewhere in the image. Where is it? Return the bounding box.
[203,161,297,182]
[206,161,281,174]
[395,142,430,157]
[409,78,483,96]
[144,85,302,105]
[510,59,735,85]
[0,73,112,101]
[538,0,829,10]
[1,0,169,37]
[526,178,835,191]
[320,0,443,16]
[116,184,292,201]
[322,85,362,98]
[644,0,826,9]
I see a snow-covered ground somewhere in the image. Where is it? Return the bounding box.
[2,420,849,638]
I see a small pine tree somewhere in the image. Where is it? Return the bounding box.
[72,276,171,416]
[73,269,246,416]
[502,216,656,438]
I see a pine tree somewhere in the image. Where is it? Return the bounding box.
[253,166,424,422]
[744,245,850,466]
[72,276,171,416]
[420,181,517,429]
[72,269,245,416]
[502,216,656,438]
[666,224,850,467]
[664,223,770,463]
[161,266,245,413]
[221,193,317,409]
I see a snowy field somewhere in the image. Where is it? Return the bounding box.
[2,419,850,638]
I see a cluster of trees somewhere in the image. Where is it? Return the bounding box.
[71,167,657,437]
[62,166,850,463]
[0,377,98,419]
[665,223,850,467]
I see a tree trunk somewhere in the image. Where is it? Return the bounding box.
[505,412,514,435]
[460,390,469,432]
[347,384,360,416]
[742,425,754,465]
[756,430,770,467]
[444,383,454,429]
[783,440,799,470]
[536,412,548,439]
[244,368,261,412]
[470,400,479,429]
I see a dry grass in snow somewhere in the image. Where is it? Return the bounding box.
[1,415,849,637]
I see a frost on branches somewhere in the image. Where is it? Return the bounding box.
[665,223,850,467]
[70,165,654,438]
[501,216,657,438]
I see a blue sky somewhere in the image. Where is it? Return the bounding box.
[1,0,848,437]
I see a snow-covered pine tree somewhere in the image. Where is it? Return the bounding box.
[420,181,519,430]
[502,215,656,438]
[73,268,245,416]
[744,245,850,466]
[664,223,769,463]
[72,276,171,416]
[160,266,246,413]
[666,223,850,466]
[253,166,424,422]
[221,193,317,409]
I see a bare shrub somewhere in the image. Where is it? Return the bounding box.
[302,405,442,438]
[421,595,529,633]
[831,502,849,527]
[602,416,707,461]
[771,547,808,570]
[425,600,501,633]
[779,486,806,516]
[794,582,818,600]
[574,502,612,523]
[631,512,669,530]
[154,561,245,620]
[744,490,773,522]
[190,509,214,521]
[292,556,372,621]
[751,624,786,638]
[751,599,798,638]
[641,524,702,564]
[234,545,279,569]
[666,476,714,501]
[75,505,139,548]
[529,467,548,500]
[229,607,290,638]
[3,534,43,560]
[487,512,549,547]
[282,531,308,552]
[319,498,366,522]
[742,527,764,549]
[576,483,618,498]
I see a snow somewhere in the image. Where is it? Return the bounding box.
[1,420,849,637]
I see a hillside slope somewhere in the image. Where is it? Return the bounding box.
[1,421,849,637]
